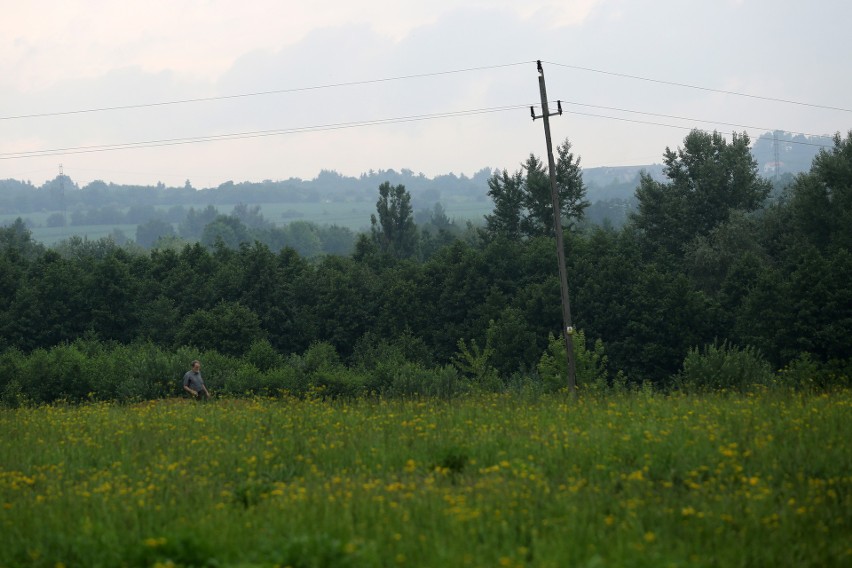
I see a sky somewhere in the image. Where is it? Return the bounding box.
[1,0,851,188]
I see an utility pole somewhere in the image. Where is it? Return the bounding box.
[530,60,577,397]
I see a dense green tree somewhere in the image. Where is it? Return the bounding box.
[486,306,540,377]
[0,219,42,260]
[370,182,418,258]
[484,169,525,240]
[274,247,315,353]
[554,139,590,227]
[135,295,180,345]
[373,261,427,341]
[418,241,494,361]
[319,224,356,256]
[175,301,265,356]
[231,203,270,229]
[178,205,219,240]
[522,140,588,237]
[3,251,88,349]
[230,242,301,352]
[172,243,219,313]
[683,211,766,296]
[88,252,140,343]
[632,130,771,256]
[136,218,176,248]
[298,256,379,356]
[484,139,587,240]
[200,215,252,249]
[786,130,852,252]
[618,266,718,384]
[283,221,322,257]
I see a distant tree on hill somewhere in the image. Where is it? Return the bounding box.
[136,219,176,248]
[370,182,418,258]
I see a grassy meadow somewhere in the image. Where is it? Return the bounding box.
[2,390,850,567]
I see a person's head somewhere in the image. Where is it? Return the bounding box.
[191,360,201,372]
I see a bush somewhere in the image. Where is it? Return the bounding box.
[365,361,467,399]
[222,363,263,396]
[537,331,613,393]
[675,341,773,392]
[16,345,93,403]
[0,348,24,396]
[451,339,500,391]
[260,366,302,396]
[245,339,283,372]
[309,366,367,399]
[285,342,366,399]
[777,353,852,391]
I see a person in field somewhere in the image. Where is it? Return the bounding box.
[182,360,210,400]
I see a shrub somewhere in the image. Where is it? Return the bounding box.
[777,353,852,392]
[260,366,302,396]
[371,361,435,398]
[16,345,93,403]
[537,330,612,393]
[675,341,773,392]
[451,338,500,391]
[309,366,366,399]
[245,339,282,372]
[221,363,263,396]
[0,348,24,395]
[285,342,366,399]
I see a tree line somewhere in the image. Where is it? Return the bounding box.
[0,130,849,402]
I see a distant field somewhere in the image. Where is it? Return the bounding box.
[30,224,141,246]
[1,199,492,245]
[2,391,849,567]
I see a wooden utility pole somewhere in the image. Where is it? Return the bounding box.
[530,60,577,397]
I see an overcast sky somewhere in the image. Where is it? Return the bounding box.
[2,0,850,188]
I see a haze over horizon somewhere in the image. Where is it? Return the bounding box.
[2,0,850,188]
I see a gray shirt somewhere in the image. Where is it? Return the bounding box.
[183,370,205,393]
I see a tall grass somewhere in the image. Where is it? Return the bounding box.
[2,390,850,567]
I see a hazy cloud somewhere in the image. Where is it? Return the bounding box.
[1,0,850,187]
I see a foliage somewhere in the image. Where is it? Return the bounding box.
[536,330,621,393]
[484,138,588,240]
[370,181,418,259]
[776,352,851,392]
[175,301,265,357]
[674,340,774,392]
[135,218,176,248]
[451,338,499,390]
[632,129,771,256]
[0,130,850,392]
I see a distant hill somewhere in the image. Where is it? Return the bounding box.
[583,164,665,201]
[750,130,835,177]
[1,130,835,242]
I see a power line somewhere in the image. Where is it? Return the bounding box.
[0,104,531,160]
[558,106,835,149]
[1,97,835,163]
[5,59,846,139]
[544,60,852,114]
[557,100,836,141]
[0,62,533,122]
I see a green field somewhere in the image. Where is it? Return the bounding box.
[2,391,850,567]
